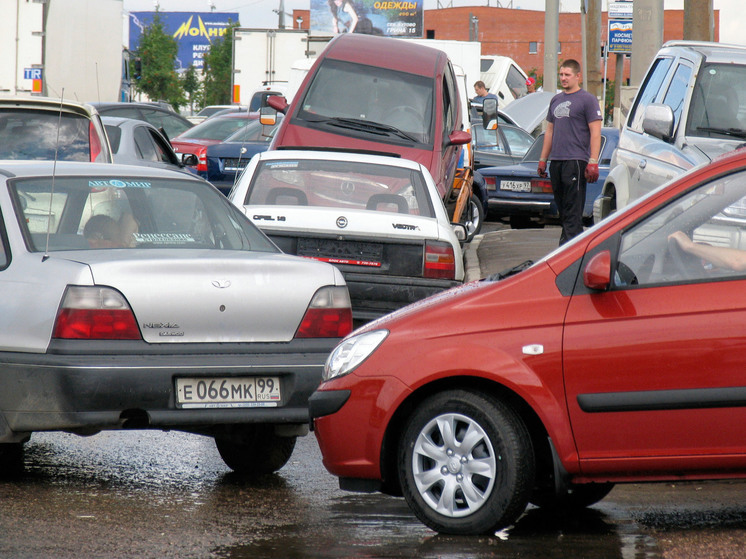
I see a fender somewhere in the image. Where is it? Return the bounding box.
[599,162,632,218]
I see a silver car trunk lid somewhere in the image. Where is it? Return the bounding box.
[68,250,339,343]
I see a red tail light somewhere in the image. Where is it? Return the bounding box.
[89,121,102,162]
[196,146,208,172]
[424,241,456,279]
[531,178,553,193]
[295,287,353,338]
[53,286,141,340]
[483,176,497,190]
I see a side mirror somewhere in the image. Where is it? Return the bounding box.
[447,130,471,146]
[451,222,468,242]
[260,106,277,126]
[181,153,198,166]
[583,250,611,291]
[642,103,675,142]
[267,95,289,114]
[482,98,498,130]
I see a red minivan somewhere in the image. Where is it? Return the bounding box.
[266,33,471,201]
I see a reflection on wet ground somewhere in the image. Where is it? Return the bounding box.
[1,431,746,558]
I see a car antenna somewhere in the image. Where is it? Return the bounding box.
[42,89,65,262]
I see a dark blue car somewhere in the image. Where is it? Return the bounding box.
[479,127,619,228]
[206,117,283,194]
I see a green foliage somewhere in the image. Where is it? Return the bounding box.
[203,23,240,107]
[135,12,185,110]
[181,65,202,114]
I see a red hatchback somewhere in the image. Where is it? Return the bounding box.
[311,147,746,534]
[267,33,470,200]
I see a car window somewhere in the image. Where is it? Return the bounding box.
[11,176,277,253]
[506,65,527,100]
[661,62,692,132]
[0,109,94,161]
[149,130,177,164]
[443,63,457,135]
[139,109,192,139]
[104,124,122,153]
[224,118,280,143]
[501,127,534,157]
[0,210,8,270]
[133,126,159,162]
[686,62,746,139]
[522,133,544,162]
[627,56,674,132]
[245,159,435,218]
[473,125,504,152]
[615,169,746,287]
[178,117,254,141]
[296,59,435,145]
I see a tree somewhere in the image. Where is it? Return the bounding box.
[135,11,184,109]
[203,23,240,107]
[182,65,202,115]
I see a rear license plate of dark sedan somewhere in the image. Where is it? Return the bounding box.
[176,377,281,408]
[297,238,383,267]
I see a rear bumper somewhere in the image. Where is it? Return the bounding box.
[343,272,461,321]
[0,340,337,441]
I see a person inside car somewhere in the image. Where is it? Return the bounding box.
[669,230,746,272]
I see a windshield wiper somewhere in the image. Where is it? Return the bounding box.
[309,116,420,143]
[484,260,534,282]
[696,126,746,139]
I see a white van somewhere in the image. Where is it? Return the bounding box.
[480,55,529,108]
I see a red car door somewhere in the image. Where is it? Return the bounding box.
[563,169,746,477]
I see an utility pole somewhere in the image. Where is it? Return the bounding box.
[630,0,663,86]
[585,0,602,99]
[683,0,713,41]
[544,0,558,93]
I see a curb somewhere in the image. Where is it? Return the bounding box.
[464,234,484,283]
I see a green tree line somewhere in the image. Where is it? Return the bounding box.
[133,13,239,112]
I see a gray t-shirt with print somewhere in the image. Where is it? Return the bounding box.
[546,89,602,161]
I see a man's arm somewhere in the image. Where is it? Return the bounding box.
[537,122,553,177]
[588,119,602,163]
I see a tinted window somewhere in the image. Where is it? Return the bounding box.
[245,159,434,217]
[627,57,674,131]
[0,109,93,161]
[506,65,528,100]
[105,124,122,153]
[662,62,692,130]
[133,126,159,162]
[11,176,276,253]
[139,109,192,139]
[297,59,435,145]
[0,210,8,269]
[178,116,255,141]
[686,62,746,138]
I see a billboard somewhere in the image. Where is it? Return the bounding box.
[129,12,240,72]
[310,0,423,37]
[608,20,633,54]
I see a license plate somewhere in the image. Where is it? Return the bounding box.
[501,180,531,192]
[297,238,383,267]
[176,377,281,408]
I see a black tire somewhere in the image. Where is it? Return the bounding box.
[463,196,485,242]
[530,482,614,510]
[215,425,296,475]
[0,442,24,478]
[398,390,534,535]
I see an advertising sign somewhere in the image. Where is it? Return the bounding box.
[608,20,633,54]
[310,0,423,37]
[609,1,633,20]
[129,12,239,72]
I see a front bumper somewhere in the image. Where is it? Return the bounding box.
[344,272,461,322]
[0,339,337,442]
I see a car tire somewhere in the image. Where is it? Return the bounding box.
[398,390,534,535]
[530,482,614,510]
[0,442,24,478]
[464,196,485,242]
[215,425,296,475]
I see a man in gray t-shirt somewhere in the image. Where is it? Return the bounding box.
[538,59,602,244]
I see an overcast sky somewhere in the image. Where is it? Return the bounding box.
[121,0,742,46]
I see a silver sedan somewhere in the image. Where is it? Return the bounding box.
[0,161,351,476]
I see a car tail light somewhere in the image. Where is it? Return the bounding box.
[89,121,102,162]
[295,286,353,338]
[483,176,497,190]
[196,146,208,172]
[53,286,141,340]
[531,178,553,193]
[424,241,456,280]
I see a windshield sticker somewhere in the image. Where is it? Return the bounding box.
[134,233,196,244]
[265,161,300,169]
[88,179,152,189]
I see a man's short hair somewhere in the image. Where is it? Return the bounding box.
[474,80,486,89]
[560,59,582,74]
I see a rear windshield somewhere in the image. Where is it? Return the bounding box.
[178,116,257,141]
[243,158,435,217]
[296,59,435,145]
[0,109,93,161]
[11,175,277,253]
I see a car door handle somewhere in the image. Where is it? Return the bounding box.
[638,160,647,169]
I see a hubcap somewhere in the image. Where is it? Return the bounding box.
[411,412,497,518]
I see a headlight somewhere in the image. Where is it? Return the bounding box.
[323,329,389,381]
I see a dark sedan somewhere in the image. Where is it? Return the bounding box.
[480,127,619,228]
[471,122,535,171]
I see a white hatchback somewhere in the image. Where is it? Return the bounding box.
[229,150,466,323]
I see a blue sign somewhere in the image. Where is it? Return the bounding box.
[129,12,240,72]
[24,68,42,80]
[609,20,633,54]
